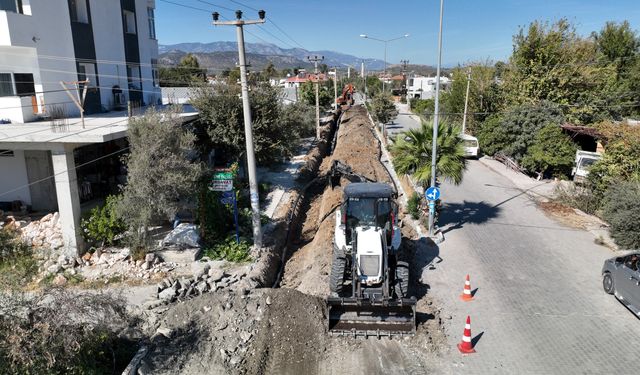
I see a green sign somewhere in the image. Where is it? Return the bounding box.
[210,169,234,191]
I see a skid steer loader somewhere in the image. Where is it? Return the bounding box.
[327,182,416,337]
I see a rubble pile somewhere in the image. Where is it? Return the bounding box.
[2,212,64,250]
[145,263,252,308]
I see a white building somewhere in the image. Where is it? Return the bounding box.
[0,0,164,256]
[0,0,160,124]
[406,75,451,100]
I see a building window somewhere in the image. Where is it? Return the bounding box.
[151,59,159,87]
[0,0,22,13]
[69,0,88,23]
[0,150,15,157]
[127,64,142,90]
[147,7,156,39]
[13,73,35,96]
[77,62,97,87]
[123,10,136,34]
[0,73,14,97]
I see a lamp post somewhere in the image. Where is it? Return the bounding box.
[213,9,266,248]
[359,33,409,92]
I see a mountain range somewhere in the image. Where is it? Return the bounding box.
[159,41,386,71]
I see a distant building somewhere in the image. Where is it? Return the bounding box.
[284,72,328,89]
[406,75,451,100]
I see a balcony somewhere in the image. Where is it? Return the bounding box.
[0,9,35,47]
[0,95,38,123]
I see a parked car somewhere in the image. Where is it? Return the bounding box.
[572,150,601,183]
[602,252,640,316]
[459,134,479,158]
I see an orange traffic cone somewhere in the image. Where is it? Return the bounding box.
[457,315,476,354]
[460,274,474,301]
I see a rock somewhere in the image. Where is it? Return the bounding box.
[143,300,165,310]
[52,274,67,286]
[141,262,151,271]
[158,286,177,301]
[82,252,92,261]
[219,349,228,361]
[229,356,242,365]
[91,249,102,263]
[41,213,53,223]
[136,260,145,268]
[67,268,77,276]
[120,248,131,259]
[195,281,209,294]
[47,264,62,274]
[161,223,200,248]
[207,267,225,282]
[137,361,152,375]
[265,296,272,305]
[145,253,156,263]
[156,327,173,338]
[57,254,67,265]
[240,331,252,343]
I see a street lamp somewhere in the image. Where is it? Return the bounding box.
[360,33,409,92]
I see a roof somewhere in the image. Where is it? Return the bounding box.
[560,124,602,138]
[285,73,328,83]
[344,182,394,199]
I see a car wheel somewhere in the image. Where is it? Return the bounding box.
[603,273,614,295]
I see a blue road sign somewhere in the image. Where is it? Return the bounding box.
[425,186,441,201]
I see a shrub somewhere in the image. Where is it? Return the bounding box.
[0,288,137,374]
[521,124,577,177]
[407,193,421,219]
[371,93,399,124]
[554,183,602,215]
[81,195,126,246]
[0,229,37,289]
[602,181,640,249]
[204,236,252,263]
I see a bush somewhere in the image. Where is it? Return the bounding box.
[554,183,602,215]
[371,93,399,124]
[410,98,434,116]
[0,229,37,289]
[0,288,137,374]
[521,124,577,177]
[407,193,421,219]
[81,195,126,246]
[602,181,640,249]
[204,236,252,263]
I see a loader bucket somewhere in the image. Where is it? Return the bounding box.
[327,297,416,337]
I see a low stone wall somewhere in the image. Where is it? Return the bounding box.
[2,212,64,251]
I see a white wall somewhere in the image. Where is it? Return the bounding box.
[136,0,160,106]
[90,0,128,110]
[0,150,31,205]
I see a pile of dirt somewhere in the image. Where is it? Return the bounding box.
[143,288,329,375]
[280,106,392,296]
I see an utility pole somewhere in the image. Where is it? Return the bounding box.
[461,68,471,135]
[307,54,324,138]
[332,67,338,109]
[428,0,445,237]
[362,61,367,102]
[213,9,266,248]
[400,59,409,98]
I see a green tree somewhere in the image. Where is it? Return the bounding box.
[390,121,466,186]
[477,101,564,163]
[159,54,207,87]
[503,19,616,124]
[520,124,577,176]
[117,107,203,247]
[299,80,333,108]
[262,62,279,80]
[371,93,399,124]
[191,84,315,165]
[593,21,639,72]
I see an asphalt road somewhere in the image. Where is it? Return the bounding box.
[421,160,640,374]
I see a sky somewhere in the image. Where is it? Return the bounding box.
[156,0,640,66]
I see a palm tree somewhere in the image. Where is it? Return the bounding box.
[390,120,466,185]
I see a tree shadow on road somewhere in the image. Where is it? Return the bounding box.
[439,200,502,234]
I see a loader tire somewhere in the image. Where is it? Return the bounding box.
[330,255,347,296]
[394,261,410,298]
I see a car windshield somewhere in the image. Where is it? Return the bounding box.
[464,139,478,147]
[579,158,597,169]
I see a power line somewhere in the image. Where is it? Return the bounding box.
[196,0,234,12]
[0,146,130,199]
[268,19,307,50]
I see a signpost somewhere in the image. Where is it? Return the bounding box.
[210,169,240,244]
[425,186,441,220]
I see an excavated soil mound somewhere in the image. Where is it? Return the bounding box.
[281,105,392,296]
[145,288,329,375]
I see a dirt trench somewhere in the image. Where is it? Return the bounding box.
[143,106,448,374]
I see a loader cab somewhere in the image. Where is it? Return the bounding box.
[342,183,396,246]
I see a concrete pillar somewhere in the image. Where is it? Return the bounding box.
[51,145,84,256]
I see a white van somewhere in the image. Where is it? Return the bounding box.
[572,150,602,183]
[459,134,479,158]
